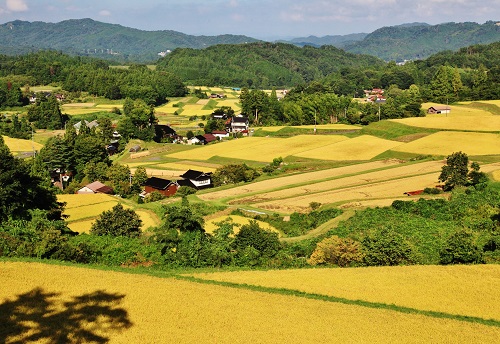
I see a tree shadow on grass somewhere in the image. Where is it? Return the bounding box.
[0,287,132,343]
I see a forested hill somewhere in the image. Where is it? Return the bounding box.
[0,19,259,63]
[156,42,385,88]
[343,21,500,62]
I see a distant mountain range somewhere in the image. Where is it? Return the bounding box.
[0,18,499,62]
[0,18,260,62]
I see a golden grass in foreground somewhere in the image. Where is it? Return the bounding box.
[293,135,402,161]
[2,262,499,343]
[204,215,278,235]
[199,159,404,201]
[392,131,500,156]
[2,135,43,152]
[190,265,500,322]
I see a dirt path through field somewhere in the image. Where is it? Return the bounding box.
[281,209,356,243]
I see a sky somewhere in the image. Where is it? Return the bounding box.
[0,0,499,40]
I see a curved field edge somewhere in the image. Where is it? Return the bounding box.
[187,264,500,324]
[1,261,500,344]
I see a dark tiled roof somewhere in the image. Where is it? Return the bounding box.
[180,169,212,180]
[232,116,248,123]
[177,179,196,188]
[144,177,174,190]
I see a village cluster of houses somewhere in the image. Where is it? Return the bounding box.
[76,169,213,198]
[155,114,250,145]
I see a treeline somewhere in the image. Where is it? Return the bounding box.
[0,51,188,109]
[238,83,424,126]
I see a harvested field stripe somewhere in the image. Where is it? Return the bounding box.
[176,275,500,328]
[199,159,405,202]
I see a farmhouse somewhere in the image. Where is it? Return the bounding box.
[203,133,217,143]
[226,115,249,133]
[143,177,179,197]
[74,120,99,133]
[427,106,451,114]
[154,124,177,142]
[77,181,114,195]
[179,169,213,190]
[212,130,229,139]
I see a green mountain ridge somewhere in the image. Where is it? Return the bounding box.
[344,21,500,61]
[0,18,260,63]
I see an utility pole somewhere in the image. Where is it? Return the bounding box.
[314,109,317,135]
[378,103,381,121]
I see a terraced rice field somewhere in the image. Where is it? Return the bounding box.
[250,161,500,213]
[2,262,499,343]
[293,135,402,161]
[392,131,500,156]
[2,135,43,152]
[204,215,278,235]
[189,265,500,322]
[58,194,160,233]
[199,160,406,202]
[252,172,439,213]
[230,160,445,206]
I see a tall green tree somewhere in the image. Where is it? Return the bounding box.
[0,136,62,222]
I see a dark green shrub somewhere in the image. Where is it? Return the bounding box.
[439,229,484,264]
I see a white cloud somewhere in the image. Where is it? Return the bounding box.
[99,9,111,16]
[6,0,28,12]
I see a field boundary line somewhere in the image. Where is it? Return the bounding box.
[175,275,500,328]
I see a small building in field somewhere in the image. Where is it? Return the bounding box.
[77,181,114,195]
[179,169,213,189]
[143,177,179,197]
[427,106,451,114]
[129,145,142,153]
[404,190,424,196]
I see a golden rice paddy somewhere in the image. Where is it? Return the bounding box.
[252,173,440,213]
[154,162,218,173]
[392,131,500,156]
[492,170,500,181]
[190,264,500,322]
[58,194,161,233]
[391,116,500,132]
[232,160,445,205]
[199,160,404,201]
[204,215,278,235]
[2,262,499,343]
[166,135,351,162]
[293,135,403,161]
[2,135,43,152]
